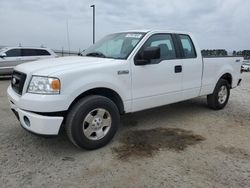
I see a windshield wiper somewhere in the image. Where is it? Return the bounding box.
[85,52,106,58]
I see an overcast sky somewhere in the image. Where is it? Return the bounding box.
[0,0,249,51]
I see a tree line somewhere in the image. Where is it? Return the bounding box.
[201,49,250,59]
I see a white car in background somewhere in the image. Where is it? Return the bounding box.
[0,47,57,75]
[241,63,250,72]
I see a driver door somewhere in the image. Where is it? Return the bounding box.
[131,34,183,112]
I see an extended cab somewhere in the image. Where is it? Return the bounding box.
[7,30,243,149]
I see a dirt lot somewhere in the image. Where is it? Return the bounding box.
[0,73,250,188]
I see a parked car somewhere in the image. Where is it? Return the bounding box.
[241,63,250,72]
[0,47,57,75]
[7,30,243,150]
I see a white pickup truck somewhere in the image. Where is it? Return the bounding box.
[7,30,243,149]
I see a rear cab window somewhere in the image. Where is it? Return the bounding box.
[178,35,197,58]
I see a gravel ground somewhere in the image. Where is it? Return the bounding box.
[0,73,250,188]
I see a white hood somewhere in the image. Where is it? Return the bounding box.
[15,56,115,76]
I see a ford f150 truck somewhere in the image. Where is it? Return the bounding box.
[7,30,243,149]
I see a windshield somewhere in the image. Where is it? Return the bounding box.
[81,32,145,59]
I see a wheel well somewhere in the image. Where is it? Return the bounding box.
[220,73,232,88]
[69,88,125,114]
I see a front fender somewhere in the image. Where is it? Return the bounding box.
[60,72,131,112]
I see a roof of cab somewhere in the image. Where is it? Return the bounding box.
[117,29,191,35]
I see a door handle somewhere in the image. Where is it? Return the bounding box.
[175,65,182,73]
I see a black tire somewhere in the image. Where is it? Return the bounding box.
[207,79,230,110]
[65,95,120,150]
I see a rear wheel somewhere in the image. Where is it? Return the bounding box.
[207,79,230,110]
[65,95,120,150]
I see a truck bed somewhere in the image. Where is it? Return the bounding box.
[200,56,243,96]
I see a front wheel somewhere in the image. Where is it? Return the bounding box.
[65,95,120,150]
[207,79,230,110]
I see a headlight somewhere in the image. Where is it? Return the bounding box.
[27,76,61,94]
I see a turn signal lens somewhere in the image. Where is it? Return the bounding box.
[51,79,60,91]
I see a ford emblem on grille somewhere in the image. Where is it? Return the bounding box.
[12,77,17,85]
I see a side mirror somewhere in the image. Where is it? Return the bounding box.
[143,46,160,60]
[0,53,6,58]
[135,46,160,65]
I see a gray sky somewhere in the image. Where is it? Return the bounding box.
[0,0,249,51]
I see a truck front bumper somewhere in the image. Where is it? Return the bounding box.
[8,86,64,135]
[10,102,63,135]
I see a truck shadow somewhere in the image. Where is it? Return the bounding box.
[112,128,205,161]
[113,98,208,160]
